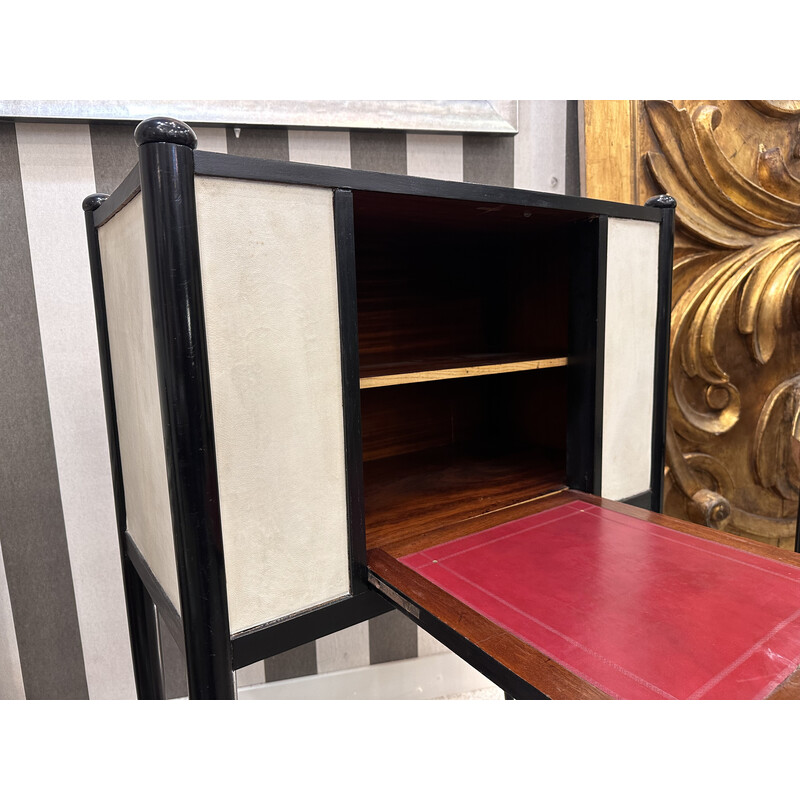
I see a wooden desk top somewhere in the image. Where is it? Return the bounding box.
[368,490,800,699]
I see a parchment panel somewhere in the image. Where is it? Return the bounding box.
[98,195,180,609]
[602,218,660,500]
[194,176,350,634]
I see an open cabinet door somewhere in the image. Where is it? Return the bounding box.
[367,489,800,700]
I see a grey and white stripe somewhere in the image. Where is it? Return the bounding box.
[0,101,575,698]
[16,122,134,700]
[0,120,90,700]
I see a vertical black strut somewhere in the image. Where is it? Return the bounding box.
[83,192,165,699]
[645,194,677,513]
[135,117,234,699]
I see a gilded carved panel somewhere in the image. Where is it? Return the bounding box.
[586,100,800,547]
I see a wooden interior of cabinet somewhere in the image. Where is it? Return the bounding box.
[351,190,577,553]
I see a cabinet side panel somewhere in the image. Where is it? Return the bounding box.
[602,218,660,500]
[97,195,180,610]
[194,176,350,634]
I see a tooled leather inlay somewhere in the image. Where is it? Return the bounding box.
[400,501,800,699]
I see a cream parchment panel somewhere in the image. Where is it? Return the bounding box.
[194,176,350,635]
[97,194,180,610]
[601,217,661,501]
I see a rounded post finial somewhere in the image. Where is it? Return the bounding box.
[645,194,677,209]
[134,117,198,149]
[83,193,109,212]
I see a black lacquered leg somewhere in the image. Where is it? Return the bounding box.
[135,118,235,699]
[124,558,165,699]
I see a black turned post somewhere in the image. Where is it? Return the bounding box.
[83,193,165,700]
[135,117,235,699]
[645,194,677,513]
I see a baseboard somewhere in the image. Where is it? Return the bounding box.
[236,651,499,700]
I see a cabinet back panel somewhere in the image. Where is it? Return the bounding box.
[360,370,567,464]
[353,194,573,369]
[360,380,484,463]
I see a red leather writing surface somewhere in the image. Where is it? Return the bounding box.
[399,501,800,699]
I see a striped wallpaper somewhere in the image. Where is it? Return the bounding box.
[0,101,579,699]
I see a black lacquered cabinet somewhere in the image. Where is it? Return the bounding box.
[85,117,677,699]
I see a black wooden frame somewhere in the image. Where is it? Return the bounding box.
[84,192,165,700]
[85,117,675,699]
[645,194,677,512]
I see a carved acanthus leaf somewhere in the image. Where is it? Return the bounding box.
[757,147,800,201]
[691,106,800,226]
[748,100,800,118]
[646,102,800,246]
[646,101,800,442]
[754,376,800,499]
[646,100,800,537]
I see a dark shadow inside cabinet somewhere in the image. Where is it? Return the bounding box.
[351,190,594,551]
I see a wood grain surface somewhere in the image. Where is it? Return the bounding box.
[359,354,568,388]
[363,446,566,552]
[368,489,800,699]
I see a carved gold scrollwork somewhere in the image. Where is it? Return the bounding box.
[753,377,800,500]
[645,100,800,543]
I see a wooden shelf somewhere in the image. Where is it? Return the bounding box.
[363,444,566,553]
[359,354,569,389]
